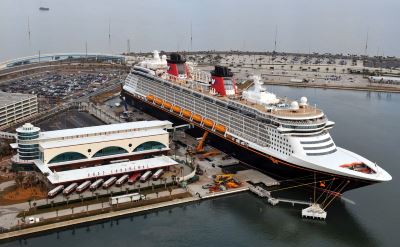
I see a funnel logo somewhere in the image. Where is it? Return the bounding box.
[211,78,216,85]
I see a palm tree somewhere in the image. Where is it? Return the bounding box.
[168,187,173,197]
[27,199,32,210]
[137,184,141,193]
[130,195,133,203]
[151,183,154,191]
[71,207,74,214]
[79,195,84,207]
[66,196,70,206]
[156,191,159,198]
[116,198,119,208]
[125,187,129,195]
[164,178,167,189]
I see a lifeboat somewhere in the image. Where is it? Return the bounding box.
[203,119,214,128]
[192,114,202,123]
[154,98,163,105]
[172,105,181,113]
[182,109,192,118]
[163,102,172,110]
[146,95,155,102]
[215,124,226,133]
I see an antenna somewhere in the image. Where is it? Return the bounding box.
[108,18,111,53]
[85,41,88,60]
[27,16,31,42]
[364,29,369,56]
[274,25,278,52]
[190,21,193,52]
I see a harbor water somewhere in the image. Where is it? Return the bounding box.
[1,86,399,247]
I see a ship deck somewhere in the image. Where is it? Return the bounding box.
[159,71,323,119]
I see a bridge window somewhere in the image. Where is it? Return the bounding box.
[92,146,128,157]
[49,152,87,164]
[133,141,166,152]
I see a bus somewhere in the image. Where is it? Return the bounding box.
[103,177,117,189]
[140,171,152,183]
[90,179,104,191]
[63,183,78,195]
[116,175,129,186]
[76,181,91,193]
[109,193,145,205]
[152,169,164,181]
[128,173,141,185]
[48,185,64,198]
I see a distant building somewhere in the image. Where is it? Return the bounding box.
[0,92,38,128]
[11,120,173,171]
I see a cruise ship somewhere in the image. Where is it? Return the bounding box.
[122,51,392,193]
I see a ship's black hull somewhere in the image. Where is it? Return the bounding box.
[122,90,378,193]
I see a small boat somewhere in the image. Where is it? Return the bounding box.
[39,7,50,11]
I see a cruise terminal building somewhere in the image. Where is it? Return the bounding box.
[11,120,176,184]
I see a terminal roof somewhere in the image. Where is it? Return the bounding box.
[38,120,172,140]
[39,128,168,149]
[34,156,177,184]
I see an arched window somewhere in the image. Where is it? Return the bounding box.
[49,152,87,164]
[133,141,166,152]
[92,146,128,158]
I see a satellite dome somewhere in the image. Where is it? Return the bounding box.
[291,101,299,111]
[300,96,308,107]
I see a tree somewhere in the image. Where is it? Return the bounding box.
[163,178,167,189]
[137,184,141,193]
[27,199,32,209]
[71,207,74,214]
[151,183,154,191]
[156,191,159,198]
[116,198,119,208]
[168,187,173,197]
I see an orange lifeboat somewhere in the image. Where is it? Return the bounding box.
[154,98,163,105]
[163,102,172,110]
[182,109,192,118]
[172,105,181,113]
[215,124,226,133]
[203,119,214,128]
[146,95,155,102]
[192,114,203,123]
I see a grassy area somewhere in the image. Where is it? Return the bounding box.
[0,185,47,206]
[11,192,191,231]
